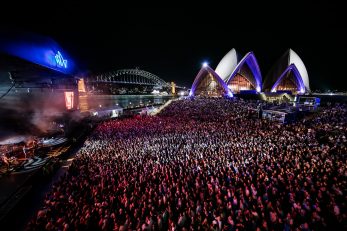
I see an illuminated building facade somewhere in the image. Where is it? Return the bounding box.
[264,49,309,94]
[189,65,232,97]
[225,52,262,93]
[190,48,309,97]
[0,31,78,112]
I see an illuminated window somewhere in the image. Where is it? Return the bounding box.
[276,70,300,93]
[228,74,255,93]
[78,79,86,92]
[64,92,74,110]
[195,73,225,97]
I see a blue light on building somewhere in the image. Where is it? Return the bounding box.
[55,51,68,68]
[0,32,75,74]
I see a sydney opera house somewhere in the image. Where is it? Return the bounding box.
[189,48,310,97]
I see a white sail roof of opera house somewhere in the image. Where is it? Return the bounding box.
[264,49,310,92]
[215,48,239,81]
[289,49,309,91]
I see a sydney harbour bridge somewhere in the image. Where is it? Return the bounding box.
[85,68,186,95]
[88,68,169,87]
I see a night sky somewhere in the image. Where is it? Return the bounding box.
[0,2,346,90]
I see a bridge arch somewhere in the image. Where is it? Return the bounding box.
[89,68,169,87]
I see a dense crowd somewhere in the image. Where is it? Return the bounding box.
[27,98,346,230]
